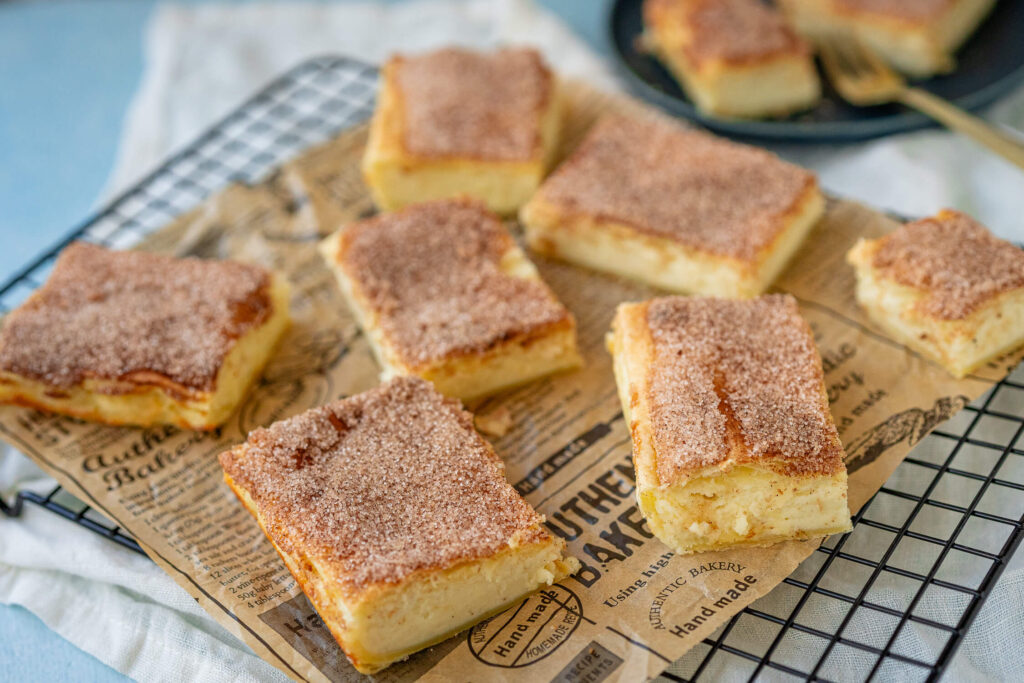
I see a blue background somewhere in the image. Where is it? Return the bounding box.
[0,1,605,679]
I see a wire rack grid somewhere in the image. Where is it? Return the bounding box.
[1,55,1022,683]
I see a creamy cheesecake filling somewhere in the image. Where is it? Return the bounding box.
[640,465,851,554]
[344,541,575,668]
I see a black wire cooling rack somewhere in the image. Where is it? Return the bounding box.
[1,55,1022,683]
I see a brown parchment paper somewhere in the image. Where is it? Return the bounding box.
[2,82,1022,683]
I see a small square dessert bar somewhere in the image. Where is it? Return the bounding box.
[320,198,581,402]
[362,46,563,214]
[520,113,824,299]
[644,0,821,118]
[0,242,290,429]
[609,294,851,555]
[219,377,578,674]
[847,209,1024,378]
[779,0,995,77]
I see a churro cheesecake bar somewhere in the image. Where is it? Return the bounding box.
[0,242,289,429]
[362,46,562,214]
[848,209,1024,378]
[778,0,995,77]
[609,295,851,555]
[320,199,581,402]
[521,114,824,299]
[219,377,578,674]
[644,0,820,118]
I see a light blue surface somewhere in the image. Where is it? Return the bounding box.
[0,1,605,680]
[0,603,132,682]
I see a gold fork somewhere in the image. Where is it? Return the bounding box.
[816,31,1024,171]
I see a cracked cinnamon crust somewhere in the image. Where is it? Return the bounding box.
[361,46,563,214]
[0,242,290,429]
[219,377,578,674]
[320,198,581,401]
[778,0,995,76]
[609,294,851,555]
[847,209,1024,378]
[643,0,821,118]
[520,113,824,299]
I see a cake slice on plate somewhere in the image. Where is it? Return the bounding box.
[644,0,821,118]
[779,0,995,77]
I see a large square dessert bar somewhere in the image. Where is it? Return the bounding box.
[0,242,290,429]
[219,377,578,674]
[320,199,581,402]
[609,294,851,555]
[521,114,824,299]
[779,0,995,77]
[362,47,562,215]
[644,0,821,118]
[847,209,1024,378]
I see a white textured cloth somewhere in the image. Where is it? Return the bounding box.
[1,1,1023,681]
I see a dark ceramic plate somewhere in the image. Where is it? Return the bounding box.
[609,0,1024,142]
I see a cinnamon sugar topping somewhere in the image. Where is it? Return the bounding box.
[649,0,808,64]
[220,377,548,594]
[872,210,1024,320]
[644,295,844,486]
[537,115,816,262]
[835,0,954,21]
[0,242,272,391]
[393,47,551,162]
[338,199,570,366]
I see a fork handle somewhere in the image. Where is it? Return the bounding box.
[899,87,1024,171]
